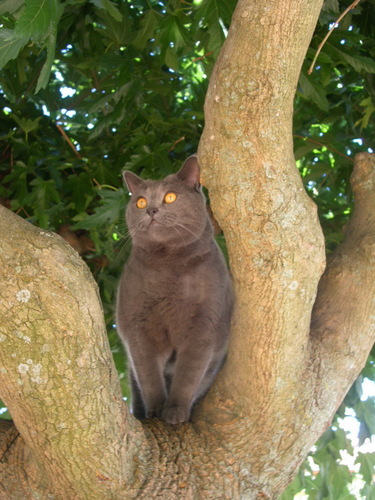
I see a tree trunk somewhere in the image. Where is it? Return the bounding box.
[1,0,374,498]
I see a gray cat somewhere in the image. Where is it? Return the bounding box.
[116,155,233,424]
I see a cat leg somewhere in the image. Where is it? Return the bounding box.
[129,347,168,419]
[129,367,146,419]
[162,343,215,424]
[195,351,227,401]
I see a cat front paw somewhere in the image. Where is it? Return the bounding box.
[146,403,164,419]
[162,406,191,424]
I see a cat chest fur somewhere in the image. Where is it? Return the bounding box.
[119,246,222,336]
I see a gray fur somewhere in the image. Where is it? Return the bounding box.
[116,155,233,424]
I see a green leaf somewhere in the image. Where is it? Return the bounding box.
[329,45,375,74]
[298,71,329,111]
[355,398,375,444]
[0,402,11,420]
[355,452,375,483]
[164,46,179,71]
[88,81,134,113]
[327,463,351,499]
[360,483,375,500]
[197,0,235,27]
[133,9,161,49]
[0,29,29,70]
[294,141,319,161]
[15,0,59,40]
[65,173,94,212]
[322,0,340,13]
[12,0,64,92]
[72,189,125,230]
[0,0,24,15]
[11,115,42,139]
[355,97,375,129]
[35,18,58,93]
[26,178,62,228]
[160,15,188,50]
[195,0,235,55]
[89,0,122,22]
[94,9,131,47]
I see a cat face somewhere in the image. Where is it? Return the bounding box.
[123,156,209,249]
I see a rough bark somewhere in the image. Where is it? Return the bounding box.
[0,0,374,498]
[0,210,146,498]
[311,152,375,413]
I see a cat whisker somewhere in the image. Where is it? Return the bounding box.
[171,225,189,250]
[174,222,204,243]
[120,226,139,245]
[161,212,202,239]
[113,224,142,264]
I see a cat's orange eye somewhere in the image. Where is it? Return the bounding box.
[136,197,147,209]
[164,192,177,204]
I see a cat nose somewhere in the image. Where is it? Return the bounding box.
[147,207,159,217]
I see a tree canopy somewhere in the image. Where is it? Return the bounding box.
[0,0,374,498]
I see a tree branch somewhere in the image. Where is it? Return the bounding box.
[197,0,330,490]
[0,207,144,497]
[311,152,375,408]
[199,0,326,412]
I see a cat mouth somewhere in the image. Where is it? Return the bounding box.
[149,219,160,226]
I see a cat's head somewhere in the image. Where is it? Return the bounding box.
[123,155,209,249]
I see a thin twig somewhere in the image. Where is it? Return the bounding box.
[56,123,82,160]
[168,136,185,152]
[15,206,31,218]
[308,0,361,75]
[293,135,353,161]
[92,178,118,191]
[192,51,213,62]
[92,178,101,189]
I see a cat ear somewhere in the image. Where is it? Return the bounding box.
[177,155,200,189]
[123,171,145,195]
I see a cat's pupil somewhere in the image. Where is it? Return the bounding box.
[164,192,177,204]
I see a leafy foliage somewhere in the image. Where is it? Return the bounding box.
[0,0,374,497]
